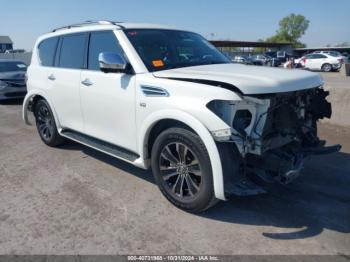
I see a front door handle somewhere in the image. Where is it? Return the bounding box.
[81,78,93,86]
[48,74,56,81]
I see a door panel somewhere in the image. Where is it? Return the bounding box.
[79,71,137,152]
[305,57,316,69]
[47,68,84,131]
[313,58,323,70]
[79,30,137,152]
[46,33,88,132]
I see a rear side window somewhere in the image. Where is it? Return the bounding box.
[314,54,327,59]
[88,31,124,70]
[58,33,87,69]
[38,37,58,66]
[306,54,316,59]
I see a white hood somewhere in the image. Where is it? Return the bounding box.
[153,64,323,95]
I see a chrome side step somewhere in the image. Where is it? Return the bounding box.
[60,129,139,162]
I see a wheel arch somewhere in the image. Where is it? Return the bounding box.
[22,90,61,129]
[138,109,226,200]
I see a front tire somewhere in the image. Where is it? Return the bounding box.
[34,99,65,147]
[151,128,218,213]
[322,63,332,72]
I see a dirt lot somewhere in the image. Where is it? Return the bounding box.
[0,95,349,255]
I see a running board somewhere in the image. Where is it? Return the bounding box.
[60,129,139,162]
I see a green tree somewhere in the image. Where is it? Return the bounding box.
[266,14,310,48]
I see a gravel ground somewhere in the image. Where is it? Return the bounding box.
[0,100,349,255]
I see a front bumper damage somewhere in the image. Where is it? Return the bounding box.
[246,143,341,186]
[213,87,342,197]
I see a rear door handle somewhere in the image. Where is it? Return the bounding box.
[48,74,56,81]
[81,79,93,86]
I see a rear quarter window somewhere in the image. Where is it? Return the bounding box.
[38,37,59,66]
[58,33,87,69]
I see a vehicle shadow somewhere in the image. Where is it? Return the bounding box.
[58,140,154,183]
[0,98,24,105]
[58,141,350,240]
[202,152,350,240]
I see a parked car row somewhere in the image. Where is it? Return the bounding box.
[231,49,347,73]
[232,54,281,67]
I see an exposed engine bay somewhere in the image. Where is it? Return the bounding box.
[207,87,341,196]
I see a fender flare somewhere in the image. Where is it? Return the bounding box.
[22,89,61,129]
[138,109,226,200]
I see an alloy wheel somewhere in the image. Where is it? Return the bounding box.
[159,142,202,198]
[36,104,54,141]
[323,64,332,72]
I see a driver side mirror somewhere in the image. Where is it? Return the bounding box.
[99,52,130,73]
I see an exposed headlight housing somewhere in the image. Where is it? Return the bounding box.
[232,109,252,136]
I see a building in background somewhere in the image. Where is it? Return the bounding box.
[0,36,13,53]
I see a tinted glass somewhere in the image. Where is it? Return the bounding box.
[59,34,87,69]
[0,61,27,72]
[38,37,58,66]
[88,31,124,70]
[125,29,230,72]
[329,51,341,57]
[314,54,326,59]
[305,54,315,59]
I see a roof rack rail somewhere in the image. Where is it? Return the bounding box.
[52,20,124,32]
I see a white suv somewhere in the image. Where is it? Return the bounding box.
[23,21,340,212]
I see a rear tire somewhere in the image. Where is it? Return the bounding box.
[151,128,218,213]
[34,99,65,147]
[322,63,332,72]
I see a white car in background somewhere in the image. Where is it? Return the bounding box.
[23,21,340,212]
[300,53,342,72]
[313,50,347,64]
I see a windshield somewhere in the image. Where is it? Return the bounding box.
[124,29,231,72]
[0,61,27,73]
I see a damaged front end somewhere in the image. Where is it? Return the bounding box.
[207,87,341,196]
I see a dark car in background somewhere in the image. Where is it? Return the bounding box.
[232,55,254,65]
[265,50,294,63]
[250,54,281,67]
[0,60,27,100]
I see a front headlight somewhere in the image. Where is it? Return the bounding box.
[0,80,9,90]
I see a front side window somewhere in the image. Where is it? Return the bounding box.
[124,29,230,72]
[58,33,87,69]
[38,37,59,66]
[88,31,124,70]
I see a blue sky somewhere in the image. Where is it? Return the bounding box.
[1,0,349,50]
